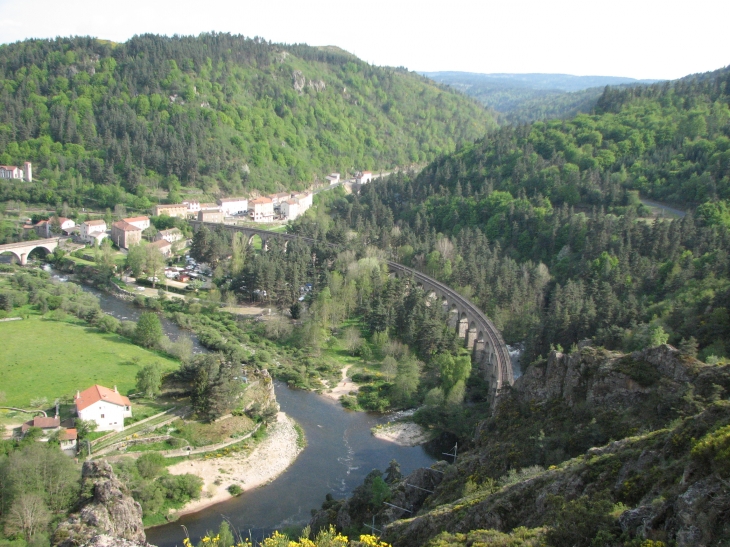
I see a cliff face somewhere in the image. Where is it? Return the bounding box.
[312,345,730,547]
[54,461,147,547]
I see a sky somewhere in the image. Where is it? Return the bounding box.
[0,0,727,80]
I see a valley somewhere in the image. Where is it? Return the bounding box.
[0,23,729,547]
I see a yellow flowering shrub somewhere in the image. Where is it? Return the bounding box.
[182,526,389,547]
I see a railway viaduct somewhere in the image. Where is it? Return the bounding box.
[0,237,64,265]
[191,221,514,400]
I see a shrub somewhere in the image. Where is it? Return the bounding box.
[227,484,243,496]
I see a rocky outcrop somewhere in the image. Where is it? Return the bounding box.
[54,461,146,547]
[313,346,730,547]
[292,70,326,94]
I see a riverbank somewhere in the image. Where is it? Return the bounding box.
[165,412,303,518]
[372,421,432,446]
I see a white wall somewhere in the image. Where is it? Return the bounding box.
[78,401,131,432]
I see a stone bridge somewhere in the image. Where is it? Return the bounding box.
[0,237,64,265]
[191,221,514,400]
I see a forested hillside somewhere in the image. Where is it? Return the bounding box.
[305,65,730,366]
[423,71,658,124]
[0,34,496,210]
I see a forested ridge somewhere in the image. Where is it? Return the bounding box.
[422,71,659,124]
[300,65,730,366]
[0,34,496,210]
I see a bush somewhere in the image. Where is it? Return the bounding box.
[227,484,243,496]
[95,314,120,333]
[136,452,166,479]
[119,320,137,339]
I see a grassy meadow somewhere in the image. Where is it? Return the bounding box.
[0,315,179,408]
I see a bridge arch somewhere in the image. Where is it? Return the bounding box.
[0,238,61,266]
[0,249,22,264]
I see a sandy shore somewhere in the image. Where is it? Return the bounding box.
[322,365,359,401]
[372,422,431,446]
[167,412,302,517]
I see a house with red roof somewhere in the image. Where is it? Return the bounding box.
[74,384,132,432]
[21,415,61,438]
[59,428,78,452]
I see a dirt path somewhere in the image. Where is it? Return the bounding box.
[322,365,359,401]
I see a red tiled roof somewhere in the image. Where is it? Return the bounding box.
[124,216,149,223]
[21,416,60,432]
[250,197,272,204]
[84,219,106,226]
[112,220,140,232]
[59,428,77,441]
[149,239,171,250]
[0,165,19,170]
[75,385,131,411]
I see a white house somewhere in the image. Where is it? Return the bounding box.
[326,173,340,185]
[249,197,274,222]
[155,228,183,243]
[0,162,32,182]
[80,219,108,244]
[281,199,300,220]
[295,192,313,212]
[217,197,248,216]
[34,217,75,238]
[355,171,372,184]
[123,216,150,231]
[59,428,78,452]
[183,200,201,214]
[74,384,132,432]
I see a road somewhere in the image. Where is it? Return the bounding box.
[640,198,686,218]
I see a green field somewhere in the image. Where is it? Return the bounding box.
[0,316,179,408]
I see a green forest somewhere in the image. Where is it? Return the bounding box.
[422,71,658,124]
[296,66,730,366]
[0,34,497,210]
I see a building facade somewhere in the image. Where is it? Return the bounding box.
[0,162,32,182]
[281,199,300,220]
[34,217,75,238]
[249,197,274,222]
[149,239,172,257]
[75,385,132,432]
[80,220,107,243]
[183,200,201,214]
[198,209,225,223]
[154,204,188,218]
[111,220,143,249]
[217,197,248,215]
[123,216,150,231]
[155,228,183,243]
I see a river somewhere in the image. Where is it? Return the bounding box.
[51,270,437,546]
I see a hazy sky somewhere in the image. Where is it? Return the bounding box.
[0,0,727,80]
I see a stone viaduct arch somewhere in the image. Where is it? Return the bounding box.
[0,237,63,265]
[190,221,514,401]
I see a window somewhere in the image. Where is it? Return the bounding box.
[100,414,105,418]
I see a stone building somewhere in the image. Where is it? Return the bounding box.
[111,221,142,249]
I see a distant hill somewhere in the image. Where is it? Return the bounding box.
[422,71,661,124]
[423,71,659,92]
[0,34,497,210]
